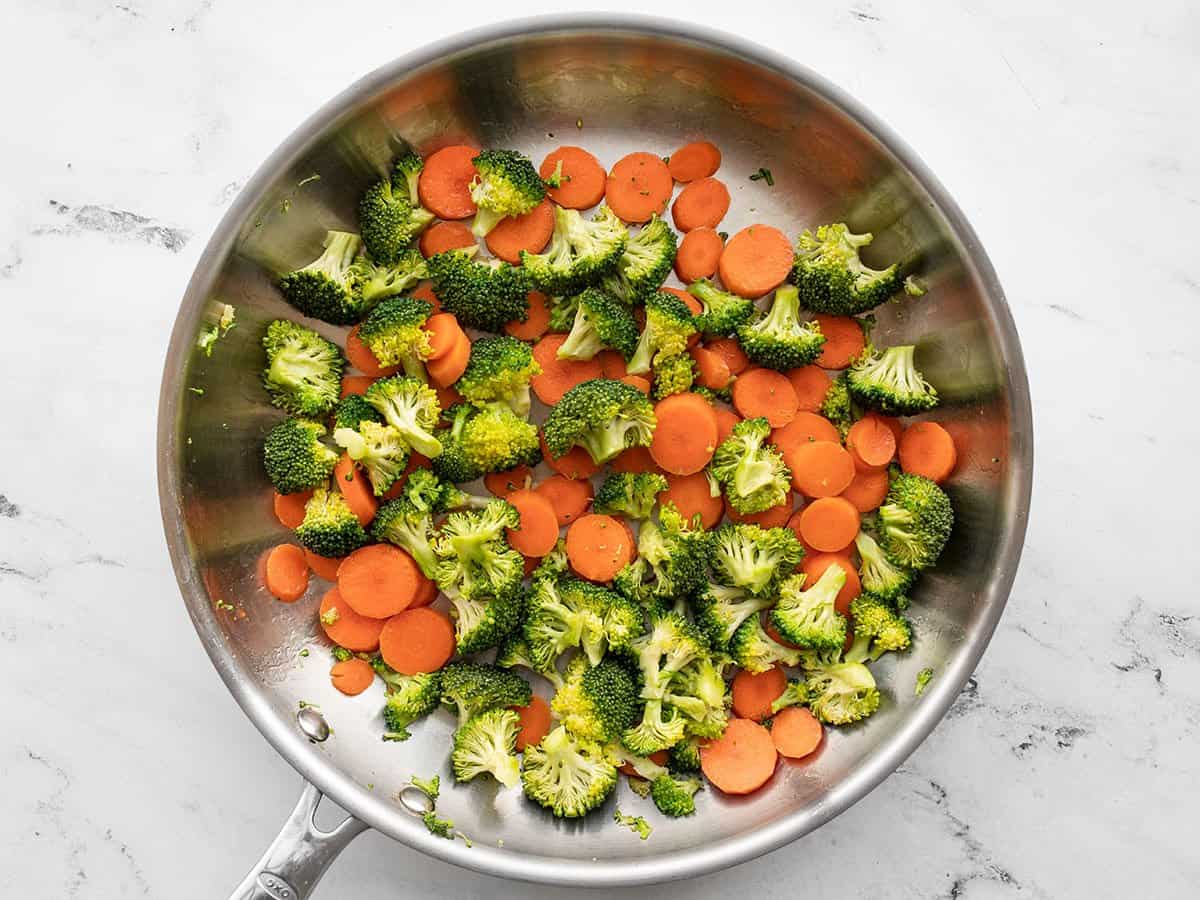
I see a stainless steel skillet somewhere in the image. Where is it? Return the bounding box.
[157,15,1033,897]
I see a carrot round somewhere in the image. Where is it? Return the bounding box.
[409,281,442,312]
[319,587,385,652]
[675,227,724,283]
[620,375,651,394]
[649,392,720,476]
[540,146,607,209]
[535,475,593,527]
[839,467,890,513]
[847,416,898,470]
[772,707,823,759]
[667,141,721,182]
[408,574,439,609]
[379,607,456,675]
[605,151,673,223]
[718,225,793,298]
[331,657,375,696]
[345,325,398,378]
[900,421,958,484]
[597,348,628,380]
[713,407,741,446]
[486,198,555,263]
[726,496,793,528]
[802,553,861,616]
[772,412,842,459]
[265,544,309,602]
[671,177,730,232]
[786,366,832,413]
[705,337,750,375]
[661,471,724,530]
[813,315,866,370]
[303,550,343,582]
[798,497,860,553]
[337,544,423,619]
[565,514,634,582]
[531,334,605,404]
[419,220,476,258]
[700,718,778,795]
[334,455,378,527]
[274,489,312,529]
[423,313,465,362]
[731,666,787,722]
[417,145,479,220]
[690,345,731,390]
[340,375,376,399]
[789,441,856,498]
[505,291,551,341]
[484,465,532,498]
[426,331,471,388]
[538,430,600,480]
[504,489,560,558]
[731,368,799,427]
[512,695,553,751]
[611,445,662,475]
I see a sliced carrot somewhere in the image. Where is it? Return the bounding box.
[661,470,724,530]
[408,574,439,609]
[597,349,628,380]
[504,489,560,557]
[876,415,904,448]
[786,366,832,413]
[486,197,555,263]
[417,145,480,220]
[319,586,385,652]
[674,227,724,283]
[668,141,721,182]
[512,695,553,751]
[731,666,788,722]
[798,497,860,553]
[649,392,720,476]
[718,225,793,298]
[618,750,670,779]
[337,544,423,619]
[538,430,600,480]
[409,281,442,312]
[340,375,376,399]
[772,707,823,759]
[303,550,343,582]
[620,374,651,394]
[426,331,471,388]
[900,421,958,484]
[379,607,456,675]
[274,489,312,529]
[847,416,898,470]
[610,445,663,475]
[535,475,593,527]
[772,411,842,454]
[839,467,890,513]
[540,146,607,209]
[731,368,799,427]
[726,496,793,528]
[424,313,466,362]
[705,337,750,375]
[788,441,856,498]
[334,454,378,527]
[690,345,732,390]
[802,553,861,616]
[671,177,730,232]
[713,407,741,446]
[505,291,551,341]
[531,333,605,404]
[485,465,532,498]
[700,718,778,795]
[331,657,375,696]
[813,315,866,370]
[434,384,462,411]
[419,220,476,258]
[605,151,673,224]
[565,514,634,582]
[345,325,399,378]
[265,544,309,602]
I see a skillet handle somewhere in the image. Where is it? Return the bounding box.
[228,781,368,900]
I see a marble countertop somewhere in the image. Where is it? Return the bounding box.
[2,0,1196,896]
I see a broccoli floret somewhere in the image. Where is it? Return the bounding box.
[530,538,569,583]
[262,320,344,416]
[357,296,434,379]
[770,566,848,650]
[451,708,522,788]
[552,655,640,744]
[626,291,697,376]
[294,486,369,557]
[622,614,707,754]
[371,482,444,578]
[332,394,384,431]
[432,500,524,603]
[804,660,881,725]
[422,810,455,838]
[495,630,564,689]
[668,737,702,773]
[601,215,677,305]
[614,808,654,838]
[729,616,802,673]
[332,421,409,496]
[547,293,580,333]
[846,595,913,661]
[710,417,791,514]
[847,344,939,416]
[557,287,639,361]
[349,249,429,305]
[541,378,656,465]
[363,375,443,459]
[650,774,701,817]
[792,223,904,315]
[447,589,524,654]
[439,661,531,726]
[710,523,805,597]
[770,679,809,715]
[524,578,643,670]
[855,530,916,601]
[651,353,695,400]
[263,418,339,494]
[632,505,712,601]
[692,582,773,651]
[521,725,618,818]
[821,371,854,436]
[409,773,440,801]
[735,284,825,370]
[276,231,366,325]
[521,205,628,296]
[426,250,530,333]
[664,655,729,739]
[433,402,540,482]
[876,473,953,570]
[455,335,541,417]
[915,667,934,695]
[359,152,434,264]
[592,472,668,520]
[469,149,546,237]
[377,665,441,741]
[688,279,755,337]
[612,558,666,617]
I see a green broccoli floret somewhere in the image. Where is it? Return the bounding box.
[547,293,580,333]
[276,231,366,325]
[915,667,934,695]
[710,523,805,597]
[626,291,697,376]
[735,284,825,370]
[651,353,695,400]
[363,375,443,459]
[622,614,707,754]
[770,679,809,715]
[469,149,546,237]
[262,319,344,416]
[263,418,339,494]
[359,151,434,264]
[668,737,702,773]
[541,378,656,465]
[357,296,434,378]
[432,402,540,482]
[523,578,643,670]
[876,473,953,570]
[349,249,430,305]
[688,279,755,337]
[614,808,654,838]
[332,394,383,431]
[592,472,668,519]
[769,566,848,651]
[855,530,915,601]
[612,558,664,616]
[650,774,701,817]
[452,708,522,788]
[601,215,677,305]
[454,335,542,417]
[729,616,802,673]
[423,810,455,838]
[433,499,525,610]
[409,773,440,801]
[521,725,618,818]
[552,655,641,744]
[521,205,628,296]
[495,631,564,689]
[371,473,450,578]
[426,250,530,333]
[821,371,854,436]
[846,595,913,661]
[792,223,904,315]
[529,538,569,583]
[710,417,791,514]
[804,659,881,725]
[332,421,409,497]
[376,664,441,741]
[439,661,531,726]
[631,504,712,601]
[557,286,639,361]
[294,486,369,557]
[664,655,729,739]
[692,582,773,651]
[847,344,938,415]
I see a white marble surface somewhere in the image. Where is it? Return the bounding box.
[1,0,1197,896]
